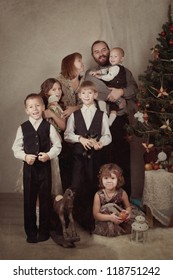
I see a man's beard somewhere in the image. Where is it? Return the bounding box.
[95,55,109,67]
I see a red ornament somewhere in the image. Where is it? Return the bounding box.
[169,25,173,33]
[152,163,159,170]
[160,31,166,37]
[169,39,173,45]
[136,101,141,108]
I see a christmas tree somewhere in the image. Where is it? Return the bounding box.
[129,4,173,164]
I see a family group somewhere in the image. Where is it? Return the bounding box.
[12,40,138,244]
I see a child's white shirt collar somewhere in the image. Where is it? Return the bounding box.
[29,116,43,130]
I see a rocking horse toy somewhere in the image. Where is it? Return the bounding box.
[52,188,80,247]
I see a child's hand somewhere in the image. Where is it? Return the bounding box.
[89,71,102,78]
[124,211,131,221]
[93,141,103,150]
[38,152,50,162]
[62,106,76,118]
[89,71,96,76]
[119,210,131,222]
[89,138,97,146]
[110,213,123,224]
[95,74,102,79]
[79,136,94,150]
[43,109,54,119]
[60,112,64,119]
[25,154,37,165]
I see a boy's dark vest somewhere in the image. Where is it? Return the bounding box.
[103,65,127,89]
[21,119,51,156]
[74,109,103,155]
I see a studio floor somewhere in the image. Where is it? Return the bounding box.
[0,193,173,260]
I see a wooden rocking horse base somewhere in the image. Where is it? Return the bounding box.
[50,231,80,248]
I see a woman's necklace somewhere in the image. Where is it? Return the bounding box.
[104,189,117,200]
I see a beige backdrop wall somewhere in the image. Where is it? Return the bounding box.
[0,0,171,194]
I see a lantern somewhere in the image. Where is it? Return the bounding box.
[131,215,149,243]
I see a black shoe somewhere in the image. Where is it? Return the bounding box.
[26,236,37,243]
[37,234,50,242]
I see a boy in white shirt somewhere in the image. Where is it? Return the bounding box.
[64,81,112,230]
[12,93,62,243]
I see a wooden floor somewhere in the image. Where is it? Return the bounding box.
[0,193,173,260]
